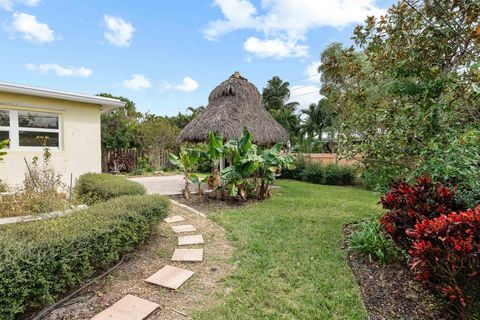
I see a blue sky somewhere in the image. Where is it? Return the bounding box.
[0,0,394,116]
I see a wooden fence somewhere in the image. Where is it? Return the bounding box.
[295,153,360,166]
[101,148,172,173]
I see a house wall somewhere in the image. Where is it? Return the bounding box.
[0,92,102,187]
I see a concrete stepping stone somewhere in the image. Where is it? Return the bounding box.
[178,234,204,246]
[171,224,196,233]
[145,265,194,290]
[164,215,186,223]
[91,294,158,320]
[172,248,204,262]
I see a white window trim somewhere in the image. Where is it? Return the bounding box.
[0,109,62,151]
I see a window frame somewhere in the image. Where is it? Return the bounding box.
[0,109,62,151]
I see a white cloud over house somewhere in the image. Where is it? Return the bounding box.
[26,63,92,77]
[204,0,385,58]
[104,15,134,47]
[11,12,54,44]
[121,74,152,90]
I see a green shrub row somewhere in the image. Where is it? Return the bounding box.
[0,194,169,319]
[75,173,146,204]
[281,158,356,186]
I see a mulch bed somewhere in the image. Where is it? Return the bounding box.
[170,192,260,213]
[343,225,451,320]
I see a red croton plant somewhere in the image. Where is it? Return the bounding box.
[379,176,480,316]
[406,207,480,314]
[380,176,459,249]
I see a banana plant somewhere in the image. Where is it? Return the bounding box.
[188,173,208,197]
[222,128,262,200]
[206,131,224,196]
[169,148,201,199]
[256,143,295,199]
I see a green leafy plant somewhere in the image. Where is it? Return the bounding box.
[75,173,146,205]
[0,139,8,192]
[0,194,169,319]
[169,148,201,199]
[349,218,403,265]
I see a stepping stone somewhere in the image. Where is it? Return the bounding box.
[178,234,204,246]
[171,224,196,233]
[172,248,204,262]
[145,265,194,290]
[91,294,158,320]
[164,215,186,223]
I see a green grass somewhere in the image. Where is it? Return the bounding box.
[193,180,382,320]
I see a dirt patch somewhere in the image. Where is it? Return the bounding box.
[170,192,259,213]
[343,225,449,320]
[43,204,234,320]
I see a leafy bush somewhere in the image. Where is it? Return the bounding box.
[379,176,459,249]
[348,218,403,265]
[407,206,480,317]
[301,163,324,184]
[0,194,169,319]
[455,180,480,209]
[75,173,146,204]
[0,180,7,192]
[283,161,356,186]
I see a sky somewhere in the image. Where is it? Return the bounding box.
[0,0,395,116]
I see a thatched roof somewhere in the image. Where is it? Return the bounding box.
[177,72,289,146]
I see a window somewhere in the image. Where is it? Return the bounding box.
[0,109,61,149]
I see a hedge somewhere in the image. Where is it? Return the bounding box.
[0,194,169,319]
[281,159,355,186]
[75,173,146,204]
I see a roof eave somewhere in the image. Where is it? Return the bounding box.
[0,81,125,111]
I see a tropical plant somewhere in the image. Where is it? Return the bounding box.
[169,148,201,199]
[262,76,301,142]
[300,99,336,152]
[256,143,295,199]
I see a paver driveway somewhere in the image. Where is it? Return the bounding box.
[128,175,185,195]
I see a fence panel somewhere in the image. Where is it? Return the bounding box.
[102,148,173,173]
[295,153,360,166]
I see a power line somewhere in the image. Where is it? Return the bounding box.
[430,0,480,52]
[404,0,477,56]
[290,91,320,99]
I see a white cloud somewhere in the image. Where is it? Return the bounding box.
[289,85,322,109]
[174,77,199,92]
[0,0,39,11]
[304,60,320,82]
[12,12,54,43]
[161,77,199,93]
[243,36,308,58]
[26,63,92,77]
[205,0,386,58]
[121,74,151,90]
[104,15,134,47]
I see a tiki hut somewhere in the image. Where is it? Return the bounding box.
[177,71,289,146]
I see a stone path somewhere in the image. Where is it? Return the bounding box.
[91,212,205,319]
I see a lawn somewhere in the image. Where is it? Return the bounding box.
[193,180,383,320]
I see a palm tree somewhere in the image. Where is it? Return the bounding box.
[262,76,300,142]
[300,99,334,151]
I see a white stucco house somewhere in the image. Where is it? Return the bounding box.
[0,81,124,187]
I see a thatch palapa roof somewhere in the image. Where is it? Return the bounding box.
[177,71,289,146]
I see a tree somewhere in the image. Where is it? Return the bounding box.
[97,93,140,149]
[300,99,335,151]
[135,115,179,151]
[262,76,301,143]
[167,106,205,129]
[320,2,480,190]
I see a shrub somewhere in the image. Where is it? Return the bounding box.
[407,206,480,317]
[348,218,403,265]
[455,180,480,209]
[281,157,307,180]
[75,173,146,204]
[0,194,169,319]
[323,164,355,186]
[379,176,459,249]
[301,163,324,184]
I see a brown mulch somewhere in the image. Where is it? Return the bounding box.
[170,192,259,213]
[343,225,450,320]
[42,203,234,320]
